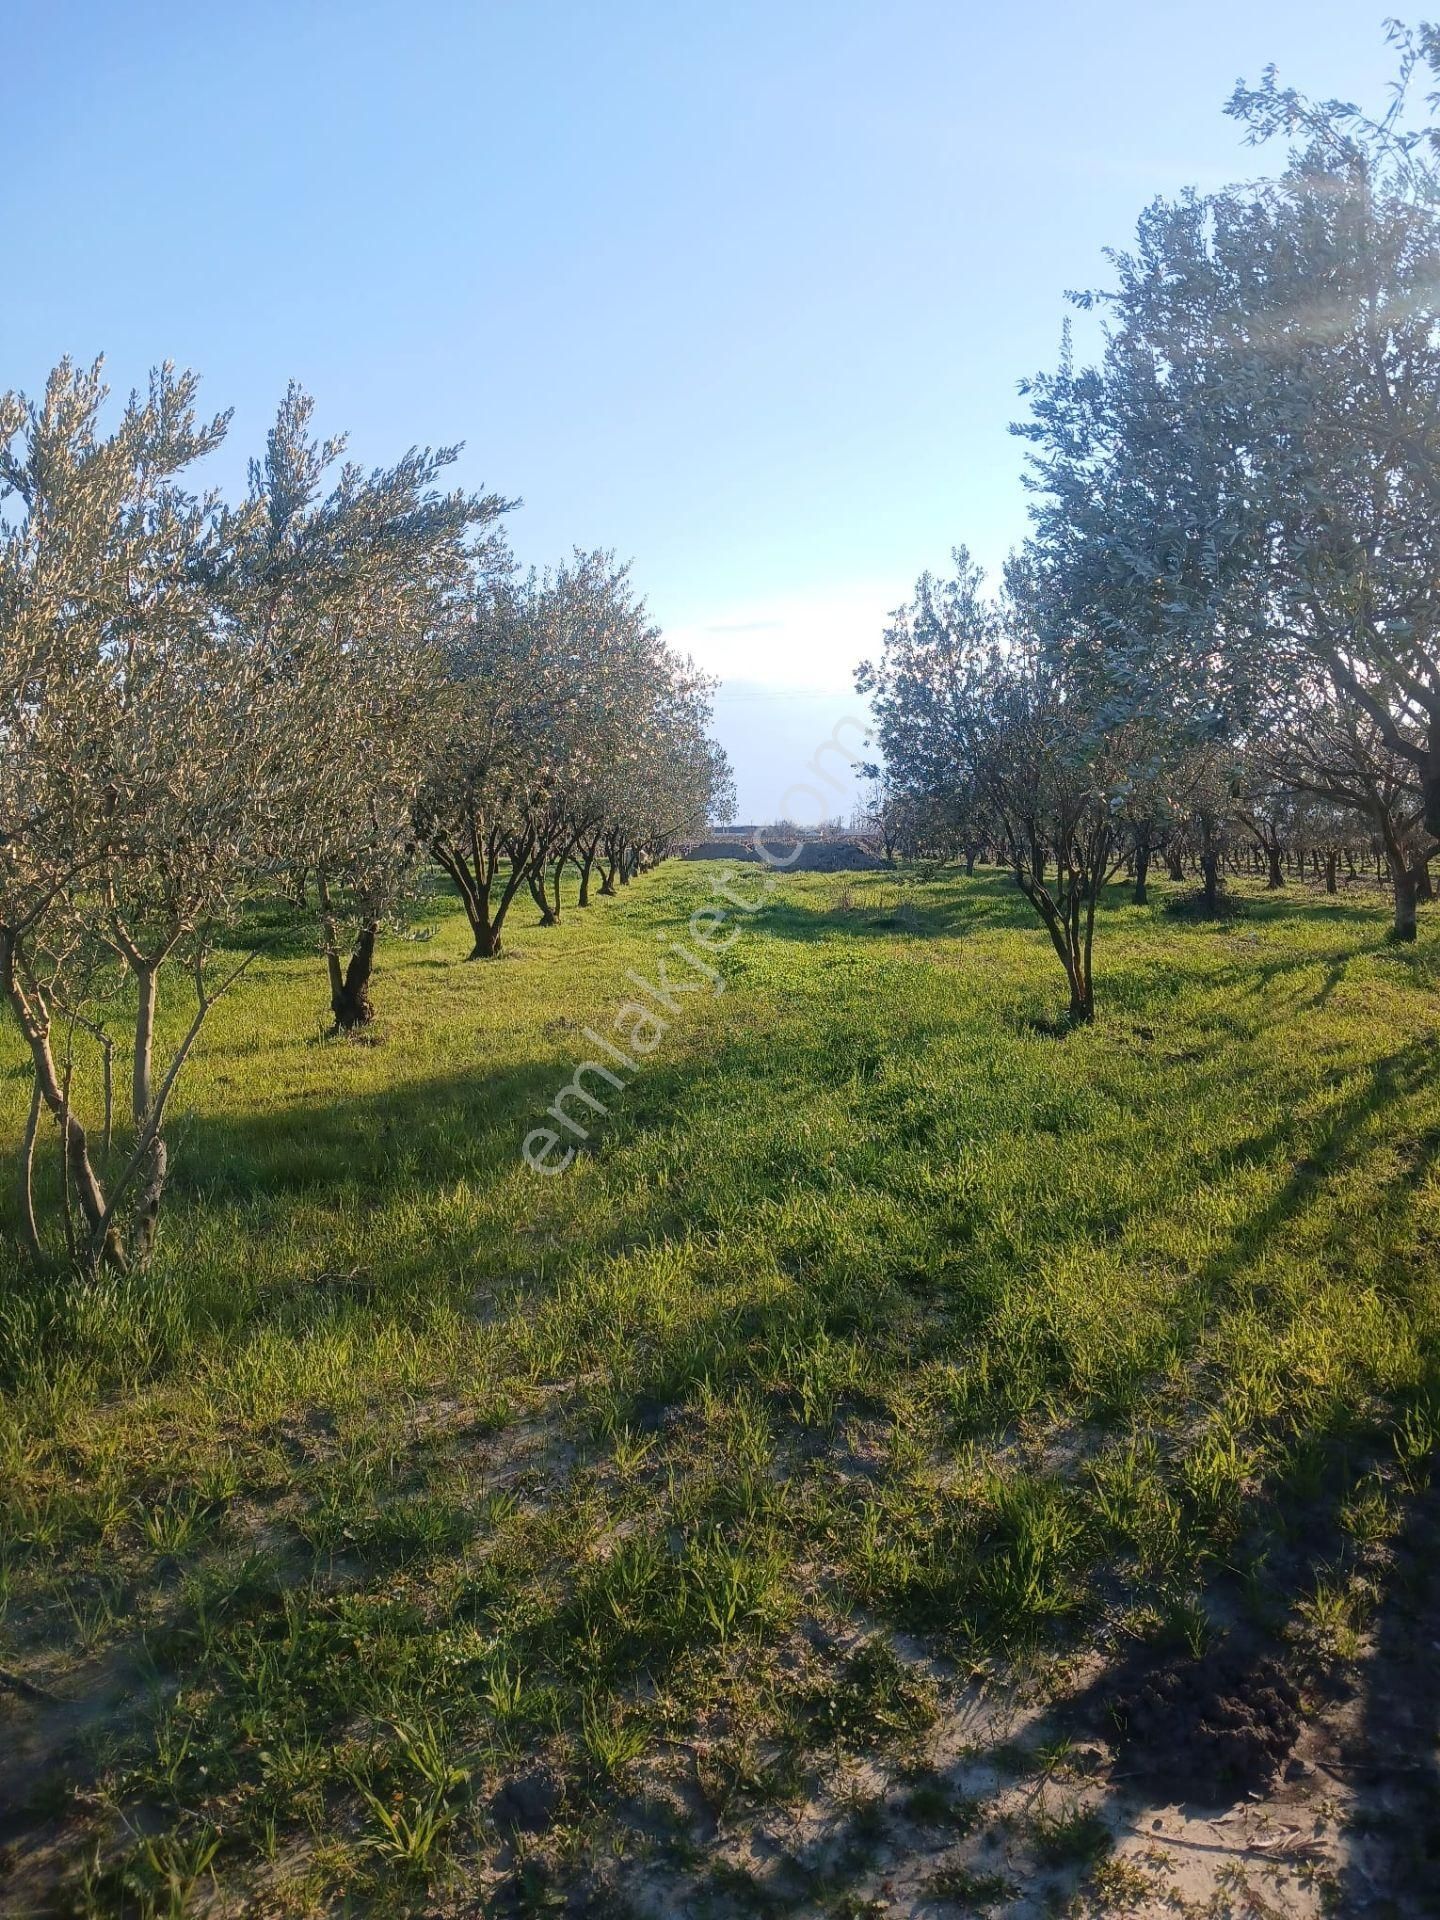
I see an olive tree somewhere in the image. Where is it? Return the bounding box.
[1266,678,1432,935]
[859,552,1125,1022]
[417,569,545,959]
[223,385,511,1028]
[1035,37,1440,919]
[419,551,727,950]
[0,360,304,1269]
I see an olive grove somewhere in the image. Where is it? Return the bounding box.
[0,361,729,1270]
[861,26,1440,1016]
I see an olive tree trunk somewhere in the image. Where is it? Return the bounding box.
[327,922,378,1031]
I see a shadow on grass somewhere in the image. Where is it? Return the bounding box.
[1337,1476,1440,1908]
[172,1054,561,1201]
[1021,1423,1440,1918]
[8,938,1431,1344]
[766,867,1403,960]
[1194,1031,1440,1281]
[974,1027,1440,1904]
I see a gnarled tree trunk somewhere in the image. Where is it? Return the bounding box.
[577,839,599,906]
[1392,864,1419,941]
[430,819,533,959]
[527,863,558,925]
[1,931,123,1269]
[328,922,378,1031]
[1133,838,1150,907]
[1200,852,1220,915]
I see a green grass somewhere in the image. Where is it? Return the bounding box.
[1,861,1439,1913]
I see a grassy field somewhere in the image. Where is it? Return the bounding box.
[2,862,1439,1916]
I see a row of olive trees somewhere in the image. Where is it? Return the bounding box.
[0,360,729,1272]
[860,24,1440,1018]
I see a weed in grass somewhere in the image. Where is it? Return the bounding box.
[1340,1477,1398,1546]
[803,1639,938,1747]
[389,1714,470,1794]
[257,1729,330,1798]
[478,1487,521,1529]
[922,1862,1017,1906]
[1154,1589,1213,1658]
[145,1711,203,1803]
[579,1694,649,1783]
[901,1777,981,1830]
[1034,1733,1097,1779]
[106,1824,223,1920]
[1088,1852,1167,1906]
[65,1582,124,1652]
[974,1472,1088,1635]
[356,1783,457,1877]
[1393,1396,1440,1490]
[774,1329,866,1430]
[139,1490,209,1557]
[479,1655,533,1725]
[1300,1575,1367,1659]
[1030,1802,1114,1868]
[609,1424,658,1475]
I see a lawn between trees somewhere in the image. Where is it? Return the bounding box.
[1,861,1439,1915]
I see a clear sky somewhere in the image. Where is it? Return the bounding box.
[2,1,1404,816]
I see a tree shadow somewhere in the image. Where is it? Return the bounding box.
[1336,1476,1440,1911]
[1187,1031,1440,1281]
[756,869,1091,945]
[825,1382,1440,1914]
[1022,1431,1440,1917]
[1204,887,1391,934]
[898,1023,1440,1907]
[168,1055,564,1202]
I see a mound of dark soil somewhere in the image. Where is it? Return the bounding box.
[490,1766,562,1834]
[1102,1648,1301,1803]
[1162,888,1240,922]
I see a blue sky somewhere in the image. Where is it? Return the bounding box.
[2,1,1404,815]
